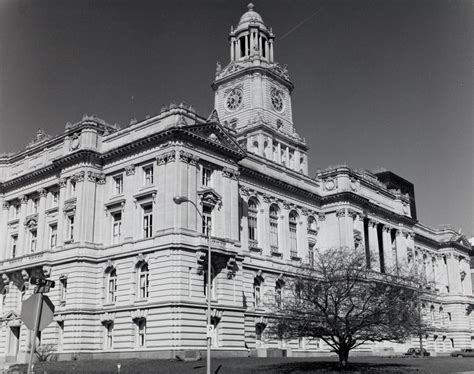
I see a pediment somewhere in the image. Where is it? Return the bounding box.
[179,120,246,160]
[1,310,19,321]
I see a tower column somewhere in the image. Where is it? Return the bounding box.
[230,38,235,61]
[269,39,274,62]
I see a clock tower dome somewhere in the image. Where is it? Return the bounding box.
[212,3,308,175]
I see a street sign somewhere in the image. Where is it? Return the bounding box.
[21,294,55,331]
[30,277,55,289]
[206,324,214,338]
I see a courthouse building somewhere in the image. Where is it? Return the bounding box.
[0,4,473,362]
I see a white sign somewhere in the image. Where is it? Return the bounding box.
[206,324,214,338]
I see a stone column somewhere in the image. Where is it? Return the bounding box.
[395,230,405,271]
[37,188,47,252]
[461,258,472,295]
[258,134,265,157]
[447,254,461,293]
[73,172,85,243]
[57,178,67,247]
[230,38,235,61]
[269,40,274,62]
[367,220,379,270]
[294,150,301,172]
[276,142,282,164]
[239,188,250,252]
[17,195,28,257]
[236,38,241,59]
[261,196,271,255]
[381,227,392,272]
[280,204,290,258]
[0,200,9,260]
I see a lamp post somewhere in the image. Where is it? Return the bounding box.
[173,191,221,374]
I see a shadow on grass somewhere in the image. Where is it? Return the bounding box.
[249,361,419,374]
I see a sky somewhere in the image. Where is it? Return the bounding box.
[0,0,472,236]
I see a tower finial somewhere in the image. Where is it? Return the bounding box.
[248,3,254,11]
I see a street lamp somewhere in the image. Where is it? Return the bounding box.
[173,191,221,374]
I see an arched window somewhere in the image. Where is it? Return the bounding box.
[289,211,298,257]
[138,263,149,299]
[253,276,263,308]
[248,198,259,247]
[107,269,117,304]
[269,205,279,252]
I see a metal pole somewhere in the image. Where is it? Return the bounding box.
[206,222,212,374]
[27,293,43,374]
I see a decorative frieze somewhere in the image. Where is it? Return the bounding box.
[323,177,338,192]
[87,172,106,184]
[239,185,251,198]
[72,171,85,182]
[336,209,346,218]
[37,188,47,198]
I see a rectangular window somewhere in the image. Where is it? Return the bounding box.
[201,167,212,187]
[137,319,146,347]
[143,205,153,238]
[289,222,297,255]
[202,205,212,236]
[270,218,278,249]
[11,235,18,258]
[105,322,113,349]
[50,224,58,248]
[30,230,37,252]
[14,204,20,219]
[112,213,122,244]
[113,175,123,195]
[67,216,75,241]
[33,198,39,214]
[59,278,67,305]
[143,166,154,186]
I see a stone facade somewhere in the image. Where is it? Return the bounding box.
[0,4,473,363]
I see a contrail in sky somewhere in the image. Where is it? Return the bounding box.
[280,2,327,40]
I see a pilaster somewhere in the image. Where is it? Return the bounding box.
[17,195,28,257]
[57,178,67,246]
[367,220,379,270]
[36,189,47,252]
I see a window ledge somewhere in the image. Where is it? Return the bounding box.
[249,246,262,254]
[291,255,302,262]
[271,249,282,257]
[45,206,58,215]
[64,239,74,245]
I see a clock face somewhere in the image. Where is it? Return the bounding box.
[271,88,284,112]
[225,88,243,111]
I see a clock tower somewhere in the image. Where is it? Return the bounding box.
[212,3,308,175]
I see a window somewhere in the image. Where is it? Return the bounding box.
[14,204,20,219]
[30,230,37,252]
[113,175,123,195]
[67,216,75,241]
[33,198,39,213]
[137,319,146,347]
[269,205,279,251]
[253,277,262,308]
[104,322,114,349]
[308,242,315,267]
[201,166,212,187]
[112,213,122,244]
[138,263,149,299]
[289,211,298,256]
[447,312,452,321]
[202,205,212,236]
[142,205,153,238]
[11,235,18,258]
[49,224,58,248]
[57,321,64,350]
[275,281,283,308]
[107,269,117,303]
[59,277,67,305]
[143,165,154,186]
[248,198,258,245]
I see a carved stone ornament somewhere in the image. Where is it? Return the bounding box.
[37,188,48,198]
[178,150,199,165]
[70,133,81,151]
[336,209,346,218]
[318,212,326,221]
[20,195,28,205]
[125,164,136,176]
[131,309,148,321]
[21,270,30,281]
[262,193,274,204]
[222,167,240,180]
[402,202,409,214]
[63,202,76,213]
[239,185,251,198]
[100,312,115,323]
[2,274,10,285]
[207,109,220,123]
[27,129,52,149]
[176,115,187,127]
[58,178,68,189]
[42,265,52,277]
[96,173,106,184]
[383,225,391,233]
[72,171,85,182]
[157,150,176,165]
[198,188,222,210]
[2,201,10,210]
[24,215,38,229]
[269,63,290,80]
[323,177,337,192]
[350,177,359,192]
[347,209,358,219]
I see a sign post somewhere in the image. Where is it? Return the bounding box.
[21,277,55,374]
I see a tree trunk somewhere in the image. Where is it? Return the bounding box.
[338,346,350,368]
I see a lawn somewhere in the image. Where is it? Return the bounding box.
[7,356,474,374]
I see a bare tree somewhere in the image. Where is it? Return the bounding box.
[266,247,432,368]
